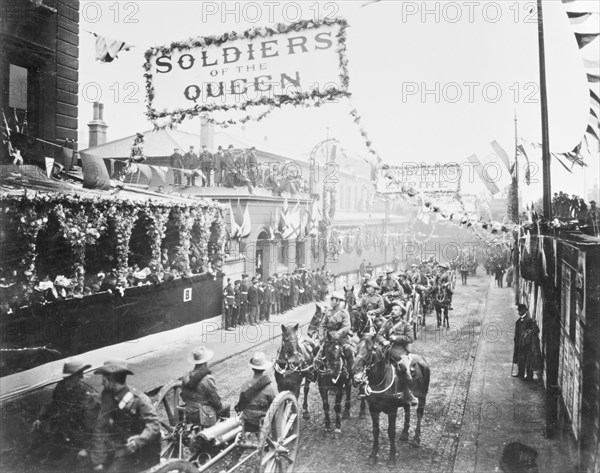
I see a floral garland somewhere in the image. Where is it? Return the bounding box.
[172,207,192,273]
[363,228,372,251]
[0,192,227,306]
[144,18,351,128]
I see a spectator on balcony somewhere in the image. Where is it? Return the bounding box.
[169,147,184,186]
[247,147,258,186]
[587,200,599,236]
[199,145,212,187]
[221,146,235,188]
[183,146,199,186]
[214,147,223,187]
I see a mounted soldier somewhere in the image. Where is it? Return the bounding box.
[359,281,386,330]
[380,267,401,297]
[375,301,418,406]
[316,291,354,376]
[235,352,277,431]
[180,347,230,428]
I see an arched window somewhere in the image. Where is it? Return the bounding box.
[85,217,116,277]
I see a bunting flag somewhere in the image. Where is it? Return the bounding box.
[78,151,111,190]
[282,201,301,240]
[490,140,511,171]
[93,32,133,62]
[464,154,500,194]
[307,199,321,236]
[516,144,531,185]
[278,197,289,233]
[269,211,277,240]
[560,2,600,164]
[239,204,251,239]
[229,202,240,239]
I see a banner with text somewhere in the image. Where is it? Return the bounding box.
[144,19,349,126]
[376,164,461,195]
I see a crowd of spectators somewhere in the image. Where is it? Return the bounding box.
[221,266,333,330]
[169,145,309,196]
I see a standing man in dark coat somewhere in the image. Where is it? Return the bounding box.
[199,145,212,187]
[513,304,535,380]
[90,360,160,472]
[247,277,259,325]
[262,278,275,322]
[246,146,258,186]
[239,274,250,326]
[183,146,199,186]
[223,279,235,330]
[213,146,222,187]
[169,147,184,186]
[221,145,235,188]
[233,280,242,328]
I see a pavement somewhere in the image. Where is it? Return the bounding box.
[453,278,574,473]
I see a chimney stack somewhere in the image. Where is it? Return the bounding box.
[200,115,214,151]
[88,102,108,147]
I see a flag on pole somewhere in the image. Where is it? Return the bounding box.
[465,154,500,194]
[490,140,511,171]
[239,204,251,239]
[93,33,133,62]
[229,202,239,239]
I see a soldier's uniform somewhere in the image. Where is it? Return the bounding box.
[360,291,386,319]
[317,298,354,374]
[233,281,242,328]
[223,280,235,329]
[91,362,161,473]
[32,359,100,464]
[380,276,402,296]
[239,275,250,324]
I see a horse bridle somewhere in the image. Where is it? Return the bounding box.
[274,341,312,376]
[313,340,345,383]
[354,345,396,395]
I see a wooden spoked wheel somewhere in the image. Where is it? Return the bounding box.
[143,459,197,473]
[153,380,184,459]
[257,391,300,473]
[413,292,424,334]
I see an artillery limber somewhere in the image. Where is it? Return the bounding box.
[146,381,300,473]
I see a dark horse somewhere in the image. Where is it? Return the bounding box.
[314,335,352,433]
[431,282,452,329]
[274,323,315,419]
[353,335,430,466]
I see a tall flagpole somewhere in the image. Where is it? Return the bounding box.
[514,110,520,305]
[537,0,552,220]
[514,109,519,221]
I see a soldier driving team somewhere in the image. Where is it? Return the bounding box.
[31,259,459,471]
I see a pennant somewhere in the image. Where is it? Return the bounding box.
[575,33,599,49]
[282,201,301,240]
[269,211,277,240]
[44,157,54,178]
[239,204,251,239]
[229,202,239,239]
[516,144,531,185]
[465,154,500,194]
[57,146,75,173]
[566,11,592,24]
[587,73,600,83]
[79,151,111,190]
[490,140,511,171]
[587,123,599,141]
[93,33,133,62]
[583,57,600,68]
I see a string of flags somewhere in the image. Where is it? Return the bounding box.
[89,31,134,63]
[559,0,600,165]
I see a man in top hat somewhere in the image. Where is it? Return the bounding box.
[169,147,184,186]
[181,347,230,427]
[376,300,418,405]
[235,352,277,431]
[261,278,275,322]
[513,304,536,380]
[360,280,386,329]
[90,360,160,472]
[317,291,354,374]
[32,358,100,463]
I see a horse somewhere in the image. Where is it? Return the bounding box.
[350,306,376,339]
[353,335,430,466]
[274,323,315,420]
[314,334,353,433]
[431,283,452,329]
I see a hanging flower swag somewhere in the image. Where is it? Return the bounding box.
[0,191,227,311]
[144,17,351,129]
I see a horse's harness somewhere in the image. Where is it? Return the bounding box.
[354,344,397,395]
[274,336,314,377]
